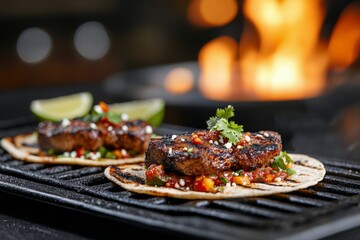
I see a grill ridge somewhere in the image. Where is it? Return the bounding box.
[1,118,360,239]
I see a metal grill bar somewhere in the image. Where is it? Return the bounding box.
[50,167,103,180]
[323,175,360,187]
[247,198,305,213]
[38,165,75,175]
[294,189,346,200]
[211,200,291,219]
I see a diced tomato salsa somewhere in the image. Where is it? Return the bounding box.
[145,164,291,193]
[49,146,133,161]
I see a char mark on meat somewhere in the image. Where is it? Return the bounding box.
[145,130,282,176]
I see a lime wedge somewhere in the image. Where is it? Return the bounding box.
[109,98,165,127]
[30,92,93,121]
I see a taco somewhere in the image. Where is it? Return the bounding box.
[0,102,152,166]
[104,105,326,199]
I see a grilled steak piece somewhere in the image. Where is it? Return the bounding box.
[145,130,282,176]
[38,120,101,151]
[38,119,153,153]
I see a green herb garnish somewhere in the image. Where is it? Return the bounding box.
[206,105,243,144]
[220,176,229,184]
[98,146,108,157]
[107,112,124,124]
[47,149,55,155]
[271,151,296,175]
[82,106,124,124]
[105,151,116,159]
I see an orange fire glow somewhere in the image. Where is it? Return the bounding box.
[187,0,238,27]
[165,0,359,100]
[164,68,195,94]
[238,0,328,101]
[192,0,360,101]
[328,2,360,71]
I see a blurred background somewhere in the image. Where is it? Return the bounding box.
[0,0,358,90]
[0,0,359,159]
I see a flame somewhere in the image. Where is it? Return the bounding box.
[195,0,359,101]
[328,2,360,71]
[198,36,239,100]
[240,0,328,100]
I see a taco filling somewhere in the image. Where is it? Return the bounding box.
[35,101,153,161]
[104,105,325,199]
[142,105,295,193]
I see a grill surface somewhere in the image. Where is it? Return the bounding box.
[1,118,360,240]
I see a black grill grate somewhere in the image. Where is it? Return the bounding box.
[1,118,360,240]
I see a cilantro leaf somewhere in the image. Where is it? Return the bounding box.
[220,176,229,184]
[107,112,123,123]
[216,106,235,119]
[206,116,219,129]
[271,151,296,175]
[82,111,103,123]
[207,105,244,144]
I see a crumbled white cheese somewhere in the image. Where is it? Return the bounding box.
[93,105,103,113]
[107,126,114,131]
[89,152,100,160]
[168,148,172,154]
[90,123,97,130]
[63,152,70,157]
[179,178,185,187]
[256,134,265,139]
[275,177,281,182]
[183,147,188,151]
[245,135,251,142]
[61,118,71,127]
[226,182,231,187]
[219,136,224,144]
[145,125,153,134]
[121,149,127,156]
[175,183,180,189]
[70,151,77,158]
[237,145,243,149]
[88,152,95,160]
[171,134,177,140]
[214,141,219,145]
[180,138,185,142]
[121,113,129,121]
[209,140,213,144]
[224,142,232,149]
[185,187,190,191]
[122,125,128,132]
[232,182,237,187]
[263,132,269,137]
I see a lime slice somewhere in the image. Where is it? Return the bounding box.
[109,98,165,127]
[30,92,93,121]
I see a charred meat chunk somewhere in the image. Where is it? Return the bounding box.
[145,130,282,176]
[38,119,153,153]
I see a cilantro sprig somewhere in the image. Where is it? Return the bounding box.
[206,105,243,144]
[271,151,296,175]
